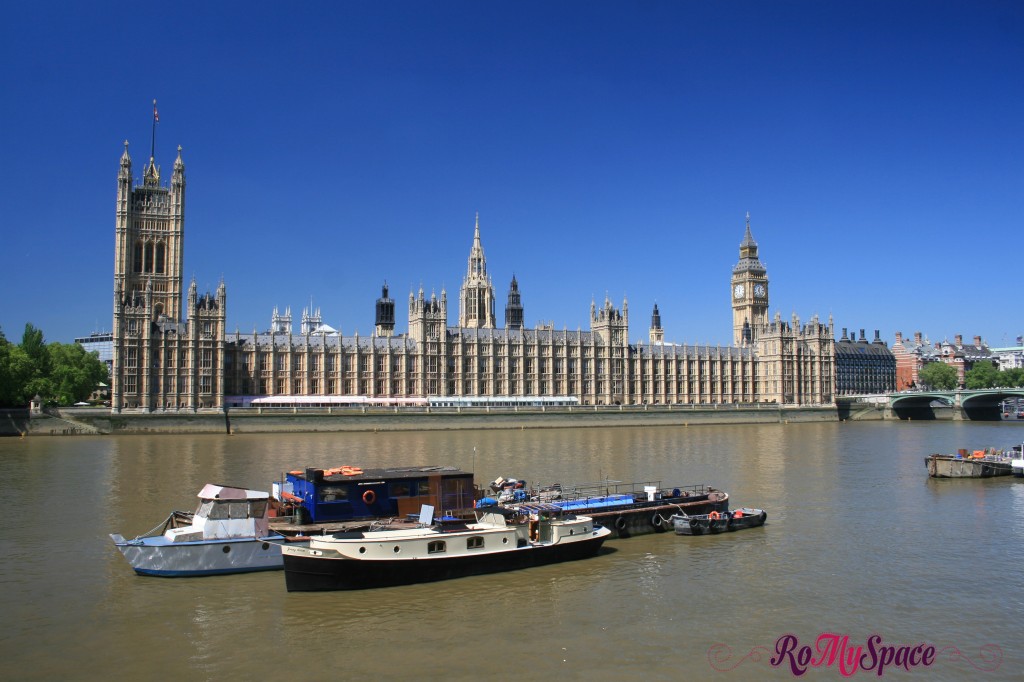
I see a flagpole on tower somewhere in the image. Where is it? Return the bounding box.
[150,99,159,160]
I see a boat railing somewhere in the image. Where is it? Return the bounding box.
[128,510,194,540]
[534,480,711,503]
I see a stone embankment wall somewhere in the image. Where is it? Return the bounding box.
[8,404,839,436]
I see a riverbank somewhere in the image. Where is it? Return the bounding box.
[4,403,840,436]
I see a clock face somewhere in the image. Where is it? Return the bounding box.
[733,284,745,299]
[754,284,766,298]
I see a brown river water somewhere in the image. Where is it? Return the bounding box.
[2,420,1023,681]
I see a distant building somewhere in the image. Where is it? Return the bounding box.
[833,328,895,395]
[892,332,994,389]
[990,336,1024,371]
[74,332,114,375]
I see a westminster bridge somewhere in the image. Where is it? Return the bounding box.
[838,388,1024,421]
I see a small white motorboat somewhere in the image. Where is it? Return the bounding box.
[111,484,295,577]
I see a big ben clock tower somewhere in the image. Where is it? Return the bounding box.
[731,212,769,345]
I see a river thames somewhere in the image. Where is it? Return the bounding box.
[2,420,1022,680]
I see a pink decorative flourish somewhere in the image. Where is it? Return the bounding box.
[937,643,1003,672]
[707,642,772,672]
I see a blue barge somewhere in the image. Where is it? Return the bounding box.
[273,465,477,532]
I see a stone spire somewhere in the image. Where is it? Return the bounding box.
[505,274,524,330]
[649,303,664,343]
[375,282,396,337]
[458,213,496,328]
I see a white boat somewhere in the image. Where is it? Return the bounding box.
[111,484,296,577]
[1008,444,1024,478]
[281,503,611,591]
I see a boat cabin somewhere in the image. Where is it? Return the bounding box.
[277,465,477,523]
[164,484,271,543]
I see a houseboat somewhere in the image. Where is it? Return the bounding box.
[281,503,610,591]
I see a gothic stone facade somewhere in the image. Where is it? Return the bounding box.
[111,144,226,411]
[111,144,834,412]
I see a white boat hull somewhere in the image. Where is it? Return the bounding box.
[110,534,289,577]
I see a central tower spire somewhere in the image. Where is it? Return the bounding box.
[458,213,496,328]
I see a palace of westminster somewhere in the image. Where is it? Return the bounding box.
[111,143,844,413]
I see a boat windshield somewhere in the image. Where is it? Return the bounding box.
[196,499,268,519]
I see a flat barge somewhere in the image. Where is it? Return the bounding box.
[487,479,729,539]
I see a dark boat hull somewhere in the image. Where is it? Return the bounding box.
[674,516,730,535]
[283,533,608,592]
[727,509,767,531]
[587,491,729,539]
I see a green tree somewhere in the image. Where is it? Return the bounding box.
[48,342,108,405]
[0,328,14,406]
[918,362,958,390]
[1000,367,1024,388]
[20,323,49,379]
[2,345,39,406]
[964,361,1000,389]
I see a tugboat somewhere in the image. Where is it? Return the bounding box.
[280,503,611,591]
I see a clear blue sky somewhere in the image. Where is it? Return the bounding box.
[2,1,1021,348]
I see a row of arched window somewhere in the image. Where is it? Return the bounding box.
[133,240,166,274]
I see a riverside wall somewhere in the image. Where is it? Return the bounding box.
[5,404,839,436]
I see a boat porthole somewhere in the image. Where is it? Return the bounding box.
[262,542,270,550]
[569,529,574,535]
[502,537,508,544]
[222,546,230,554]
[359,547,366,554]
[393,546,400,554]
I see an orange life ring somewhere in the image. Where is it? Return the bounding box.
[362,489,376,505]
[709,511,721,520]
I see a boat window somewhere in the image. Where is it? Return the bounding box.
[391,482,411,497]
[467,536,485,550]
[249,500,267,518]
[207,502,230,520]
[196,500,214,517]
[207,501,251,520]
[428,541,446,554]
[318,486,349,502]
[417,481,431,496]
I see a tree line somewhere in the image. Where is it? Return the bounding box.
[0,324,109,408]
[917,360,1024,391]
